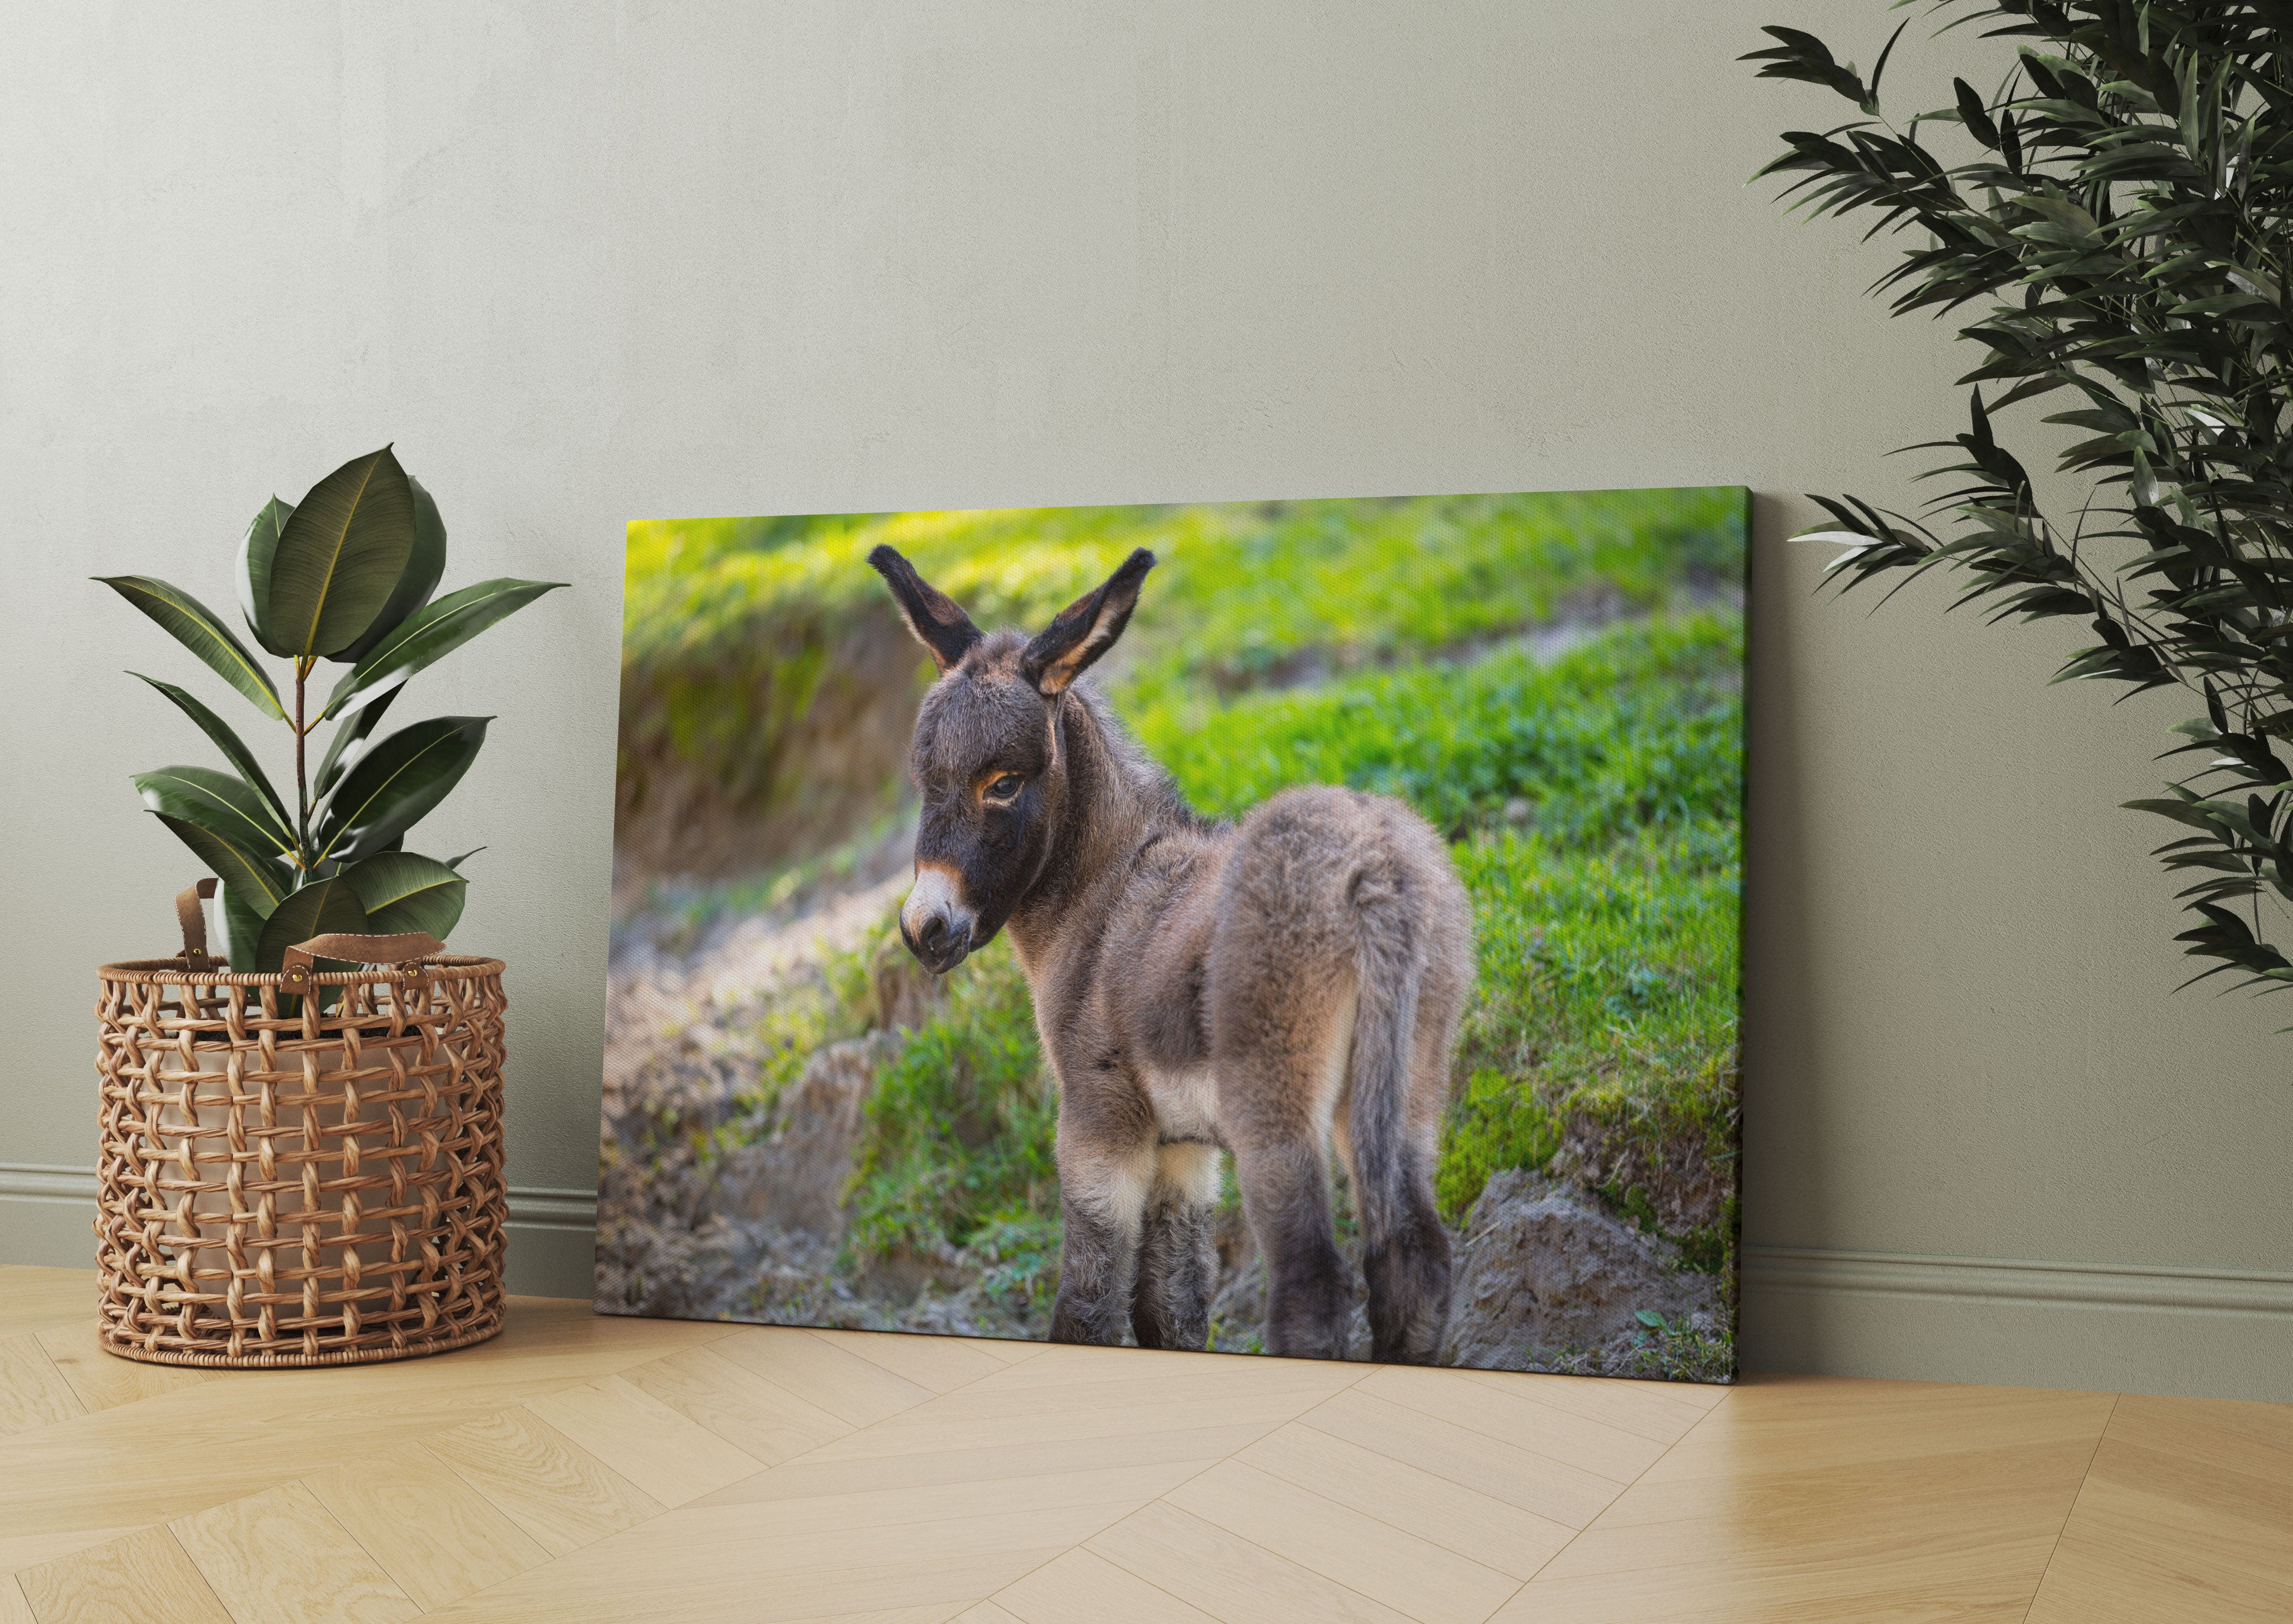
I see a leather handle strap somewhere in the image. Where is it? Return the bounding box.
[175,880,219,972]
[280,931,447,987]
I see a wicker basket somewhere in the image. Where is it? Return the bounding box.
[92,882,509,1367]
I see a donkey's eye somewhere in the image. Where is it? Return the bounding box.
[985,774,1024,802]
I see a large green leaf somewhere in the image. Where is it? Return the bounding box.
[235,496,295,656]
[135,765,294,857]
[131,674,290,829]
[341,850,467,938]
[312,684,401,800]
[254,876,370,976]
[333,475,449,665]
[320,576,567,721]
[217,882,267,971]
[96,576,285,720]
[313,715,490,863]
[268,446,416,660]
[150,814,290,917]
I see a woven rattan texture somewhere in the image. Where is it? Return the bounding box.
[92,956,509,1367]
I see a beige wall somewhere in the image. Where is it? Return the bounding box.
[4,3,2286,1400]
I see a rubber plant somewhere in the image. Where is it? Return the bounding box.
[1747,3,2293,999]
[99,447,564,971]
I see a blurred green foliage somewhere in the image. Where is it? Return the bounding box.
[618,491,1745,844]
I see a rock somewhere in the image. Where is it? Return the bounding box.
[1439,1170,1720,1369]
[712,1032,902,1256]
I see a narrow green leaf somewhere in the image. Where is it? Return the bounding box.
[96,576,285,720]
[340,850,467,939]
[235,496,295,655]
[444,846,484,871]
[150,814,288,917]
[130,674,290,829]
[269,446,417,659]
[254,876,371,977]
[135,765,294,856]
[314,716,491,863]
[320,576,567,722]
[335,474,449,665]
[312,684,402,801]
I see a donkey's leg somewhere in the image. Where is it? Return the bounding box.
[1049,1100,1155,1346]
[1355,1133,1451,1365]
[1131,1141,1221,1352]
[1231,1134,1351,1360]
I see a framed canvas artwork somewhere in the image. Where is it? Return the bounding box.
[599,489,1745,1382]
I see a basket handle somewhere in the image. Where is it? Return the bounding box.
[175,879,219,972]
[281,931,447,987]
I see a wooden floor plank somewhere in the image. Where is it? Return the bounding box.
[524,1375,768,1506]
[619,1344,855,1466]
[1447,1368,1719,1444]
[994,1548,1220,1624]
[2025,1435,2293,1623]
[34,1330,213,1416]
[0,1336,85,1437]
[697,1425,1264,1508]
[426,1544,1063,1624]
[1357,1366,1667,1486]
[953,1603,1027,1624]
[819,1331,1015,1394]
[422,1494,1139,1623]
[1238,1420,1571,1580]
[675,1460,1198,1541]
[170,1482,418,1624]
[1166,1459,1521,1624]
[1089,1500,1415,1624]
[17,1527,234,1624]
[712,1328,938,1429]
[1296,1388,1624,1529]
[304,1441,554,1610]
[421,1408,665,1556]
[1,1576,30,1624]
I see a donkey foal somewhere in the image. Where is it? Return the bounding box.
[872,545,1472,1363]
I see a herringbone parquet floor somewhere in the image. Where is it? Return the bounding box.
[1,1265,2285,1622]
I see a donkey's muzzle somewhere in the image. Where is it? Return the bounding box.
[899,866,975,975]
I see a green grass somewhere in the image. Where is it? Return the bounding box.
[843,931,1058,1265]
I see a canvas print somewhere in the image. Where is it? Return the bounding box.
[599,489,1745,1381]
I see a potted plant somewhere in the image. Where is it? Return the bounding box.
[100,446,563,969]
[89,447,563,1368]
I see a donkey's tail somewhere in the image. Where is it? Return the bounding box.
[1343,856,1455,1363]
[1344,871,1425,1249]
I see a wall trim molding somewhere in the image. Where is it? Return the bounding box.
[1743,1243,2293,1317]
[0,1163,599,1233]
[7,1161,2284,1316]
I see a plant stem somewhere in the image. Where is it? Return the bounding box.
[295,658,309,863]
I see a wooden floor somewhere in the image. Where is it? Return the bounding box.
[1,1266,2285,1623]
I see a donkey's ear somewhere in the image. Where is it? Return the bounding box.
[869,545,982,673]
[1021,549,1156,697]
